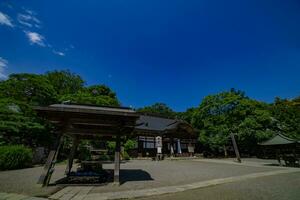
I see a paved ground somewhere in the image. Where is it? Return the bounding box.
[0,163,65,197]
[0,158,298,200]
[136,171,300,200]
[90,159,280,194]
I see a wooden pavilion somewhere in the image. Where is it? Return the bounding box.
[260,133,300,166]
[35,103,140,186]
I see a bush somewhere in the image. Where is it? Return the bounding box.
[123,151,131,160]
[0,145,33,170]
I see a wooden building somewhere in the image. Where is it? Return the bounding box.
[133,115,198,157]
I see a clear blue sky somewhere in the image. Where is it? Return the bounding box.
[0,0,299,111]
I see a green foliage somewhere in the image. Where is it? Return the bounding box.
[138,103,176,118]
[0,73,57,106]
[0,145,33,170]
[271,98,300,139]
[86,85,117,99]
[192,89,275,154]
[59,85,119,106]
[77,141,92,161]
[176,108,196,123]
[123,151,130,160]
[45,70,85,95]
[107,141,116,152]
[0,98,49,146]
[124,139,137,152]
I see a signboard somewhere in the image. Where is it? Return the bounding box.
[155,136,162,147]
[157,147,162,154]
[188,144,194,153]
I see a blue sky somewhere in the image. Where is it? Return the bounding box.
[0,0,299,111]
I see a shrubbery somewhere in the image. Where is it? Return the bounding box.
[0,145,33,170]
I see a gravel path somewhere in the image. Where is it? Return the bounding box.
[0,164,65,197]
[0,159,287,198]
[136,171,300,200]
[90,159,278,193]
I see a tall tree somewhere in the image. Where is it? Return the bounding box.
[177,107,196,123]
[45,70,85,95]
[271,98,300,139]
[0,98,51,147]
[0,73,57,106]
[137,103,176,118]
[59,85,119,106]
[192,89,275,155]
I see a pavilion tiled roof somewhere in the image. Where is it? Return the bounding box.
[259,133,299,146]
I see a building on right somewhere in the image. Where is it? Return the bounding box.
[259,133,300,167]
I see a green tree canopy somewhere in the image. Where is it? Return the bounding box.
[192,89,275,154]
[0,73,57,106]
[59,85,119,106]
[0,98,51,147]
[177,107,196,123]
[271,98,300,139]
[45,70,85,95]
[137,103,176,118]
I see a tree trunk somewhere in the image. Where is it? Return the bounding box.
[223,145,228,158]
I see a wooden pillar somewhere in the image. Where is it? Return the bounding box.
[37,134,64,186]
[65,136,79,175]
[170,138,174,157]
[177,139,182,154]
[114,135,121,184]
[230,133,241,163]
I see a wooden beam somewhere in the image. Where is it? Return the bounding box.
[65,136,79,175]
[114,135,121,184]
[37,134,64,186]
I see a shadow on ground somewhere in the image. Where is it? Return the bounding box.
[120,169,154,184]
[54,169,153,186]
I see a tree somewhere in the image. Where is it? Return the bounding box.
[192,89,275,156]
[0,98,51,147]
[0,73,57,106]
[270,98,300,139]
[45,70,85,95]
[137,103,176,118]
[176,107,196,123]
[59,85,119,106]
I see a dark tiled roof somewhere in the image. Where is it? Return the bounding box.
[135,115,178,132]
[260,133,299,146]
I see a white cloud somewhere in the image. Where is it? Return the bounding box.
[25,31,46,46]
[0,11,13,27]
[53,50,65,56]
[17,13,41,28]
[0,57,8,80]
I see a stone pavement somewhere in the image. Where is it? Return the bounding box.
[1,159,299,200]
[49,167,300,200]
[137,171,300,200]
[0,192,47,200]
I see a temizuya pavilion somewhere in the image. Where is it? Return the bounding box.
[34,103,197,186]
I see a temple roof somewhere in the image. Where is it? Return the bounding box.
[34,104,197,139]
[135,115,197,138]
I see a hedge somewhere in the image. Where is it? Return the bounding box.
[0,145,33,170]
